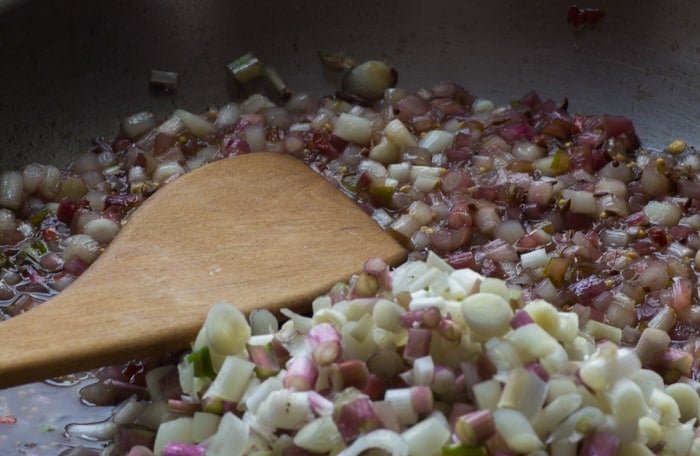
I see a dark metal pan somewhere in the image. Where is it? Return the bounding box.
[1,0,699,172]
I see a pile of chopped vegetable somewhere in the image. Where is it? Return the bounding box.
[2,53,700,455]
[124,253,700,455]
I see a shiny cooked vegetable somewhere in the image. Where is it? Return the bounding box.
[132,254,700,455]
[2,56,700,454]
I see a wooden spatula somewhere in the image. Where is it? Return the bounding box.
[0,153,407,388]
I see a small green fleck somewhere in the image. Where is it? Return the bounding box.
[29,208,51,226]
[187,346,215,379]
[441,443,488,456]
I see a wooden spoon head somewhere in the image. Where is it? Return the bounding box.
[0,153,406,387]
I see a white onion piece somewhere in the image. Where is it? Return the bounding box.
[341,60,397,101]
[83,218,120,244]
[173,109,215,136]
[38,165,62,201]
[597,161,635,182]
[417,130,454,155]
[369,137,400,164]
[643,200,682,226]
[22,162,45,194]
[243,124,266,152]
[0,208,16,232]
[241,94,275,113]
[213,103,241,128]
[157,116,186,136]
[640,165,669,197]
[293,416,343,453]
[0,171,24,210]
[62,234,100,263]
[206,413,250,456]
[401,414,451,456]
[473,204,501,235]
[562,189,597,215]
[204,303,251,355]
[492,219,526,244]
[384,119,417,148]
[152,161,185,184]
[493,409,543,453]
[120,111,158,139]
[334,113,372,145]
[337,429,408,456]
[203,356,255,403]
[472,98,496,112]
[594,177,628,197]
[521,248,549,270]
[71,151,102,174]
[461,292,513,338]
[512,140,544,161]
[387,161,412,183]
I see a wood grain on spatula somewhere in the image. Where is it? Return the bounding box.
[0,153,406,388]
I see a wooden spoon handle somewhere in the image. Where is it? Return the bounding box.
[0,153,406,388]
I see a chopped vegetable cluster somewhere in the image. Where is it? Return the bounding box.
[2,54,700,455]
[140,254,700,455]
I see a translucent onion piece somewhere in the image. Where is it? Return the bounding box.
[204,302,251,355]
[336,429,408,456]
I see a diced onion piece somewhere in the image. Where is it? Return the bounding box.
[157,116,186,136]
[497,367,548,420]
[244,124,266,152]
[257,389,310,429]
[523,299,559,335]
[384,119,417,148]
[0,171,25,210]
[293,416,343,453]
[562,189,597,215]
[417,130,454,154]
[153,161,185,184]
[665,383,700,423]
[203,356,255,404]
[584,320,622,343]
[153,417,194,456]
[413,174,441,192]
[512,140,544,161]
[149,70,179,90]
[173,109,215,137]
[206,412,250,456]
[662,421,695,456]
[606,378,648,425]
[62,234,100,264]
[492,219,526,244]
[190,412,221,443]
[387,162,412,183]
[227,52,263,83]
[204,302,251,355]
[506,322,561,362]
[214,103,241,128]
[461,292,513,338]
[472,380,503,411]
[120,111,158,139]
[369,137,400,164]
[533,393,583,438]
[334,113,372,145]
[493,409,543,453]
[643,200,682,226]
[336,429,408,456]
[401,414,451,456]
[83,218,120,244]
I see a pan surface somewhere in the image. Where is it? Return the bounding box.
[0,0,700,453]
[1,0,700,172]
